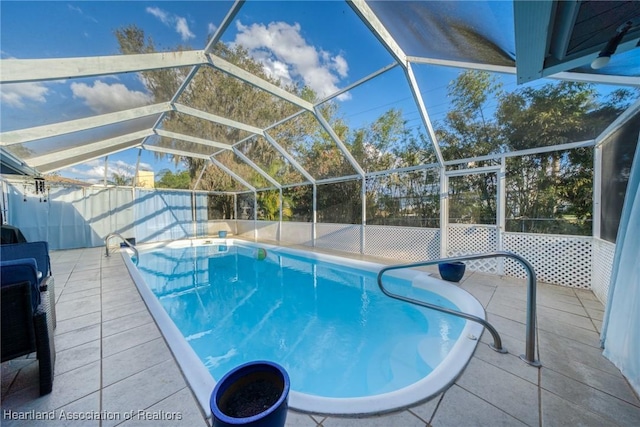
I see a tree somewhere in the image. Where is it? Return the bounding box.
[433,70,635,234]
[257,190,293,220]
[155,169,191,189]
[110,172,131,186]
[115,26,305,191]
[435,70,504,224]
[498,82,596,233]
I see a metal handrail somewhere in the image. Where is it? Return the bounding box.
[377,251,541,367]
[105,232,139,260]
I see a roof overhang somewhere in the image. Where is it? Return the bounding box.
[515,0,640,84]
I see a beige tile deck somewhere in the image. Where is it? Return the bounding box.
[2,246,639,426]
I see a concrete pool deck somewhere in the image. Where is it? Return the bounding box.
[2,245,639,426]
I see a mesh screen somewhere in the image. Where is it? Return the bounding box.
[366,168,440,227]
[317,180,362,224]
[600,112,640,243]
[505,147,593,236]
[237,192,256,220]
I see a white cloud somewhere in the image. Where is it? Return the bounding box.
[332,55,349,78]
[0,82,49,108]
[208,23,218,35]
[146,7,170,25]
[68,3,98,23]
[68,159,152,182]
[233,21,350,100]
[67,4,83,14]
[175,17,195,41]
[146,6,195,41]
[70,80,152,114]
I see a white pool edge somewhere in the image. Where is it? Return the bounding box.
[123,238,486,416]
[123,249,216,418]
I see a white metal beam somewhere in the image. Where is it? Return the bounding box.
[192,164,208,191]
[204,0,245,53]
[347,0,407,65]
[362,139,596,180]
[405,63,445,166]
[134,149,142,187]
[315,62,399,105]
[143,145,212,160]
[27,129,152,167]
[595,97,640,147]
[1,103,171,146]
[0,51,208,84]
[264,109,307,132]
[443,139,596,166]
[593,146,602,239]
[155,129,233,151]
[173,103,263,135]
[103,156,109,186]
[141,65,201,151]
[365,162,440,178]
[205,53,314,111]
[551,71,640,88]
[210,157,256,192]
[440,168,448,257]
[263,132,316,184]
[407,56,516,74]
[407,57,640,88]
[313,108,365,177]
[316,174,362,185]
[232,148,282,189]
[37,141,139,174]
[445,165,501,178]
[497,157,506,274]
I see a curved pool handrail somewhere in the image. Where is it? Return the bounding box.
[377,251,541,367]
[105,232,139,261]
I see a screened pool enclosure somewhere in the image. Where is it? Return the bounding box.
[1,0,640,397]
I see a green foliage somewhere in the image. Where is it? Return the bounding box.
[109,173,131,186]
[437,71,632,235]
[114,26,633,233]
[283,186,313,222]
[155,169,191,189]
[366,170,440,227]
[208,194,234,220]
[497,81,597,150]
[257,190,293,221]
[438,70,504,160]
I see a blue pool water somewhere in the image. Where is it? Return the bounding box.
[134,242,466,400]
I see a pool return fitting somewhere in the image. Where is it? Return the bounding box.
[377,251,541,367]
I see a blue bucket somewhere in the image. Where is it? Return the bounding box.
[210,361,289,427]
[218,230,228,238]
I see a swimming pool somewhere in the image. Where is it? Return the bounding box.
[123,239,485,415]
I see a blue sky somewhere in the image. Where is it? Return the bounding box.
[1,1,632,183]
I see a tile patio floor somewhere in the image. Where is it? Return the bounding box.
[2,245,639,426]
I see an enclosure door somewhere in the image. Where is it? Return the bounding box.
[444,170,501,274]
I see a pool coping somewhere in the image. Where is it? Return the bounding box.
[123,238,485,416]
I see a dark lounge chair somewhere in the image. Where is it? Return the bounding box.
[1,244,56,395]
[0,241,56,327]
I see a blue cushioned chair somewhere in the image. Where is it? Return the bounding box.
[1,242,56,395]
[0,241,55,327]
[0,258,41,310]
